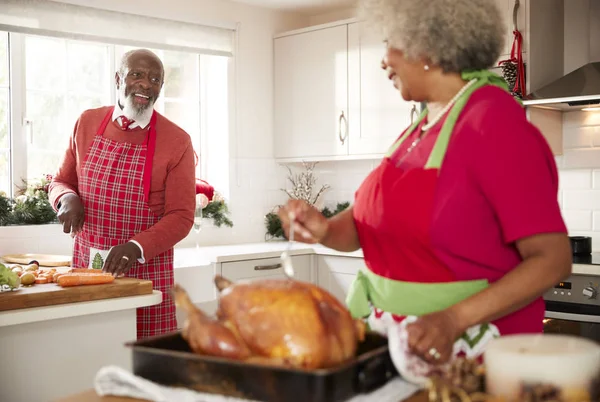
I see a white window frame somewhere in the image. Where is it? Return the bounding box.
[3,32,231,198]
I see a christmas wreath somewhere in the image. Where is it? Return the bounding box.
[195,178,233,228]
[0,174,57,226]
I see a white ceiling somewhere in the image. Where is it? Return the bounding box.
[233,0,356,15]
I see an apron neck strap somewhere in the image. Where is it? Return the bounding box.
[385,70,512,166]
[425,70,509,169]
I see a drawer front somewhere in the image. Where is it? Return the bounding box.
[221,255,312,283]
[317,256,364,303]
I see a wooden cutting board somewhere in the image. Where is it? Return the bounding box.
[0,277,154,312]
[1,253,71,267]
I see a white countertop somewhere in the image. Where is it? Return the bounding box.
[0,290,162,327]
[173,242,364,268]
[173,241,600,277]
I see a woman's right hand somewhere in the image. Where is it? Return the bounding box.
[277,199,329,244]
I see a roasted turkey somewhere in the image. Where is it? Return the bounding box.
[172,275,366,369]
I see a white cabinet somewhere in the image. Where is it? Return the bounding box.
[274,25,349,159]
[274,21,417,162]
[348,22,419,156]
[317,255,364,304]
[220,255,313,283]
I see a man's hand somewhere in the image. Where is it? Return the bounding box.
[103,242,142,277]
[57,193,84,235]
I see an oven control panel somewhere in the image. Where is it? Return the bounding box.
[543,275,599,305]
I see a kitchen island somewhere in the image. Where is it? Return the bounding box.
[0,282,162,402]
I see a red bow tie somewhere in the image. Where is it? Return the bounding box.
[119,116,135,130]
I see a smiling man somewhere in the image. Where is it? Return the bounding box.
[48,49,196,339]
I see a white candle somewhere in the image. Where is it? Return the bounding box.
[484,334,600,401]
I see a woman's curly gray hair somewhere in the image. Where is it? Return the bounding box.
[358,0,506,73]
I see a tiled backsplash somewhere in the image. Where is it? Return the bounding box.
[556,110,600,250]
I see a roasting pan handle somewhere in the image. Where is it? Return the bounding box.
[356,355,396,393]
[254,263,282,271]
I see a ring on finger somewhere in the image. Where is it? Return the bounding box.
[428,347,441,360]
[121,256,130,262]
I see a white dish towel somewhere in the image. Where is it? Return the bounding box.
[94,365,421,402]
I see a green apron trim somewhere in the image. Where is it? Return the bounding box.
[385,108,428,158]
[346,268,488,319]
[384,70,513,166]
[461,323,491,348]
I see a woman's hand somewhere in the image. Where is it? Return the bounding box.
[277,199,329,244]
[405,309,465,364]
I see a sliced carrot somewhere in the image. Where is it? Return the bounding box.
[57,273,115,287]
[35,277,48,284]
[53,273,64,282]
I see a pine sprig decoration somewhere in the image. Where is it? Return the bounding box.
[11,195,57,225]
[265,202,350,241]
[265,210,285,239]
[0,174,58,226]
[202,200,233,228]
[0,192,14,226]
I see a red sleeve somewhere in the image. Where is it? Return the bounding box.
[48,118,81,211]
[130,137,195,261]
[470,103,567,244]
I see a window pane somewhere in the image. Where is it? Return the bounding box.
[66,94,105,127]
[26,36,66,91]
[0,151,8,195]
[67,41,111,95]
[0,88,8,149]
[26,91,66,179]
[0,32,8,87]
[163,51,198,99]
[24,36,111,181]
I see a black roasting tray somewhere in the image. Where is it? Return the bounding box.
[126,330,398,402]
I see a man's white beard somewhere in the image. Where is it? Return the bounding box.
[118,86,154,122]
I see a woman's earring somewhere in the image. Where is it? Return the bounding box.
[424,65,430,71]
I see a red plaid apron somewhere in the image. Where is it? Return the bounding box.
[72,107,176,339]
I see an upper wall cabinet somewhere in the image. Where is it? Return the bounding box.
[274,21,418,162]
[347,22,418,156]
[273,1,540,161]
[274,25,349,160]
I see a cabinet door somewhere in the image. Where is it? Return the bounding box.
[317,256,364,304]
[274,25,349,159]
[347,22,418,156]
[221,255,312,283]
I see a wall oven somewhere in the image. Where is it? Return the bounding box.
[543,267,600,344]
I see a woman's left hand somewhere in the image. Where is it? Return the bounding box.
[405,309,464,364]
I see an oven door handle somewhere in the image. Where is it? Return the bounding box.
[545,310,600,324]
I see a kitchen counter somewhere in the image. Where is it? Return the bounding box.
[0,291,162,402]
[54,389,429,402]
[173,241,600,276]
[173,241,363,268]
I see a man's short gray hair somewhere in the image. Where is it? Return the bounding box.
[358,0,506,73]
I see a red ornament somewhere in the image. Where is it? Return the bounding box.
[195,178,214,201]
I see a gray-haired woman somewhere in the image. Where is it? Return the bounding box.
[278,0,571,377]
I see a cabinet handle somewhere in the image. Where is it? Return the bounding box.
[338,111,347,144]
[254,263,282,271]
[410,104,418,125]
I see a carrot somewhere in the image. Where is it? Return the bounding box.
[71,268,106,274]
[57,273,115,287]
[35,277,48,284]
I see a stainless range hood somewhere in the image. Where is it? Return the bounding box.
[523,62,600,111]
